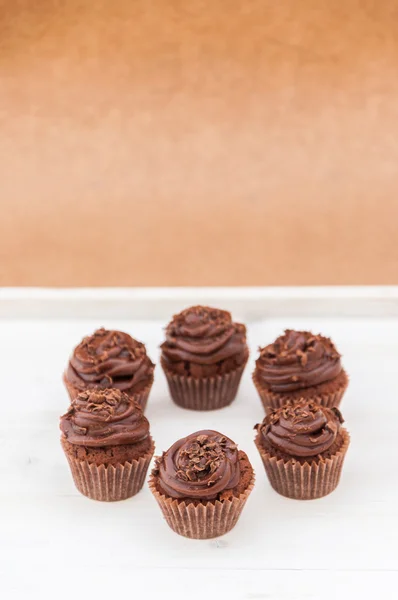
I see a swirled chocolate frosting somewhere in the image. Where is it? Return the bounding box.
[60,388,150,447]
[255,330,342,392]
[155,430,241,500]
[66,328,154,392]
[258,399,344,457]
[161,306,248,377]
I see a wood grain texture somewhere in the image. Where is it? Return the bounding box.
[1,0,398,286]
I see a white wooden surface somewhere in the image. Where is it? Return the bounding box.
[1,288,397,599]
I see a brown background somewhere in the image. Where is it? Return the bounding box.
[1,0,398,287]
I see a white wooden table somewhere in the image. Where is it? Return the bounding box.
[1,287,397,599]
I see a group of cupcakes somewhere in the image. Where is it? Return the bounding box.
[60,306,350,539]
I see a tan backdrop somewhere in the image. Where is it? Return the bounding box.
[1,0,398,286]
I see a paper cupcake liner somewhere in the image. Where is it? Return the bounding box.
[148,470,255,539]
[252,370,348,415]
[63,373,154,412]
[131,376,154,412]
[161,359,247,411]
[63,438,155,501]
[255,429,350,500]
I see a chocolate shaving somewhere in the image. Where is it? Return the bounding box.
[262,423,271,436]
[331,406,344,423]
[71,423,87,435]
[325,421,338,435]
[175,470,188,481]
[296,349,308,366]
[196,435,208,445]
[175,434,229,484]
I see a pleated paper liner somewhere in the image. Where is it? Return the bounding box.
[63,373,154,412]
[255,429,350,500]
[161,358,247,411]
[62,437,155,501]
[148,470,255,539]
[252,369,349,415]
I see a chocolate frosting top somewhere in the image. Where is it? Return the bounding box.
[155,430,241,500]
[66,328,154,392]
[258,399,344,457]
[255,330,342,392]
[161,306,248,370]
[60,388,150,447]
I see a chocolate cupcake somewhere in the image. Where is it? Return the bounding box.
[60,388,155,501]
[253,330,348,413]
[161,306,249,410]
[63,328,155,411]
[149,430,254,538]
[255,399,350,500]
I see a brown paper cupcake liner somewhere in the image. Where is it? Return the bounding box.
[131,376,154,412]
[252,370,348,414]
[255,429,350,500]
[148,470,255,539]
[63,438,155,501]
[63,373,154,412]
[161,359,247,411]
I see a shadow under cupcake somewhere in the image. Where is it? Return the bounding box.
[253,329,349,413]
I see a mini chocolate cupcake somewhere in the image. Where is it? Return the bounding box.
[149,430,254,538]
[161,306,249,410]
[60,388,155,501]
[255,399,350,500]
[253,330,348,413]
[63,328,155,411]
